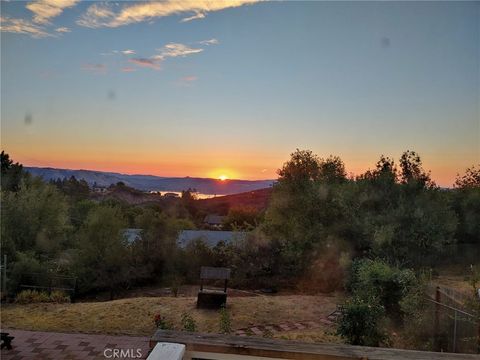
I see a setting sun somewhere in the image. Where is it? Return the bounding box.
[218,175,229,181]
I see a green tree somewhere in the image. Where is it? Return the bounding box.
[337,296,388,346]
[223,206,259,230]
[399,150,434,189]
[1,151,25,192]
[74,205,130,299]
[264,149,350,277]
[133,208,179,280]
[1,177,70,260]
[454,165,480,188]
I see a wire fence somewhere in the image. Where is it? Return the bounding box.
[425,286,479,354]
[17,272,77,298]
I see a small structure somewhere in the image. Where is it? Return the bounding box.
[177,230,247,248]
[122,228,143,245]
[197,266,230,309]
[163,192,179,198]
[203,214,225,228]
[92,185,107,193]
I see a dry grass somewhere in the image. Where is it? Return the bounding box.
[1,294,341,337]
[434,275,475,296]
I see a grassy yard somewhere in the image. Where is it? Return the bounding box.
[434,275,475,296]
[1,294,341,339]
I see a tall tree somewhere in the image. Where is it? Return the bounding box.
[1,177,70,260]
[1,151,25,192]
[74,205,130,299]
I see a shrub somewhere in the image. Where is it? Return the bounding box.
[347,258,416,320]
[168,274,183,298]
[153,314,173,330]
[49,290,70,303]
[219,306,232,334]
[15,290,50,304]
[337,296,388,346]
[15,289,70,304]
[181,312,197,332]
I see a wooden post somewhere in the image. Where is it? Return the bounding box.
[1,255,6,297]
[434,286,441,351]
[477,319,480,354]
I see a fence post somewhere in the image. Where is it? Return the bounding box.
[1,255,6,298]
[453,309,457,353]
[434,286,441,351]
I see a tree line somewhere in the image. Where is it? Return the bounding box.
[1,150,478,300]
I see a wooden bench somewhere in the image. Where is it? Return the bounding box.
[1,332,14,350]
[197,267,231,309]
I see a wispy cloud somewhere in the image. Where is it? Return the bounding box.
[77,0,261,28]
[81,63,107,74]
[101,49,136,56]
[55,26,70,33]
[153,43,203,61]
[199,38,219,46]
[0,16,51,38]
[182,75,198,82]
[121,66,136,73]
[177,75,198,86]
[128,58,161,70]
[180,12,205,23]
[127,39,216,71]
[27,0,80,25]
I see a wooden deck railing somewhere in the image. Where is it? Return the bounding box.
[150,330,479,360]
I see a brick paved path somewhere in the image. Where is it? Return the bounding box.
[234,309,340,337]
[0,330,150,360]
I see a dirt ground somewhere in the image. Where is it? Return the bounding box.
[1,293,342,339]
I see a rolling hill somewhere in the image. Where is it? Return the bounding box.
[25,167,275,195]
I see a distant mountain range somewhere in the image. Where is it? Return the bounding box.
[25,167,275,195]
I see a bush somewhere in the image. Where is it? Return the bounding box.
[15,290,50,304]
[181,312,197,332]
[153,314,173,330]
[8,252,48,293]
[347,258,416,320]
[337,296,388,346]
[49,290,70,303]
[219,306,232,334]
[15,289,70,304]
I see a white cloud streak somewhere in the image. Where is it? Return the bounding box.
[152,43,203,61]
[77,0,261,28]
[199,38,219,46]
[27,0,80,24]
[0,16,51,38]
[180,12,206,23]
[55,26,70,33]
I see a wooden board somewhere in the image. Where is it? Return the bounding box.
[201,267,231,280]
[147,342,185,360]
[150,330,479,360]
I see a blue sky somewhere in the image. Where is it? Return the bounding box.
[1,1,479,185]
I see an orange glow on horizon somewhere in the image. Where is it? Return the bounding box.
[5,147,472,187]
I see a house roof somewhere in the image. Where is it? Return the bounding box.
[177,230,248,248]
[203,214,225,225]
[122,228,143,245]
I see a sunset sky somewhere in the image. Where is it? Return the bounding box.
[1,1,478,186]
